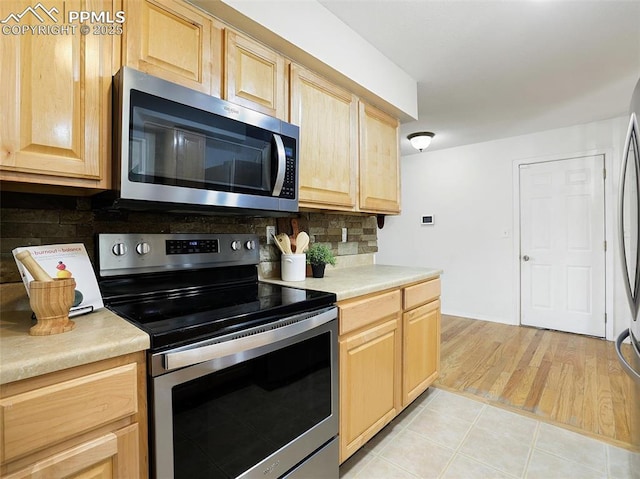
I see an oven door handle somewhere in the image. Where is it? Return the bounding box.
[162,306,336,371]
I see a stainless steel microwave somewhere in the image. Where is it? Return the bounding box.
[110,67,299,214]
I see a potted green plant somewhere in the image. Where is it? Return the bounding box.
[305,243,336,278]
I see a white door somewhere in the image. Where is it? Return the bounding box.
[520,155,605,337]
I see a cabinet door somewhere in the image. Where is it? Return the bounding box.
[339,317,401,463]
[3,425,140,479]
[112,424,141,478]
[290,64,357,211]
[0,0,113,188]
[3,433,117,479]
[359,102,401,213]
[225,30,286,119]
[124,0,221,96]
[402,299,441,407]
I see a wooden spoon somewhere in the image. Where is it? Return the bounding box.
[295,232,309,254]
[271,233,286,254]
[275,233,293,254]
[290,218,300,250]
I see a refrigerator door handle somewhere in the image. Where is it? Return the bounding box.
[615,328,640,384]
[618,112,640,320]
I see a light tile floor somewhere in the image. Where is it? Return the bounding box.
[339,388,638,479]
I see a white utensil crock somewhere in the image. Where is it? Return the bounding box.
[281,254,306,281]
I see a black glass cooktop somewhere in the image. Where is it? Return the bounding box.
[103,278,336,351]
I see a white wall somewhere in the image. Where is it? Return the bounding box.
[377,116,631,339]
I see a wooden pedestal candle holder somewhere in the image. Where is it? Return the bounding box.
[29,278,76,335]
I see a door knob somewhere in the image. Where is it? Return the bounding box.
[522,255,530,261]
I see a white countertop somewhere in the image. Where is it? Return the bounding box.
[0,264,441,385]
[0,284,149,385]
[262,264,442,301]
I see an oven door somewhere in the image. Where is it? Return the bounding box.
[150,307,338,479]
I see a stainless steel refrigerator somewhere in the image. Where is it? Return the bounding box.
[617,76,640,477]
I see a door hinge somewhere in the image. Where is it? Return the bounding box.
[605,313,608,324]
[603,168,607,180]
[604,240,607,251]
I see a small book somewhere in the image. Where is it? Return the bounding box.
[12,243,104,317]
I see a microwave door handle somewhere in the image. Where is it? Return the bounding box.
[272,133,286,196]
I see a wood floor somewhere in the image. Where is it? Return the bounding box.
[435,314,635,449]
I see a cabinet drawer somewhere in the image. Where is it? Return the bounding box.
[1,364,138,463]
[339,290,401,335]
[404,278,440,310]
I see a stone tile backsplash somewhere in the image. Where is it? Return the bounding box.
[0,192,378,283]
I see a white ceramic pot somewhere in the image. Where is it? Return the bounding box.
[281,254,306,281]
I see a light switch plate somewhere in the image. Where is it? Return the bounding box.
[266,226,276,244]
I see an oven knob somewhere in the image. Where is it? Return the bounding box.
[245,240,256,250]
[136,242,151,255]
[231,240,241,251]
[112,243,127,256]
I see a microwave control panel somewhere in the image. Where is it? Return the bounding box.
[280,155,296,199]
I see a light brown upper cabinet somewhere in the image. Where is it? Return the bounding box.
[224,29,287,120]
[124,0,222,96]
[0,0,114,190]
[359,102,401,214]
[290,64,358,211]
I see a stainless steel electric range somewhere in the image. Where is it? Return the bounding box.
[97,233,338,479]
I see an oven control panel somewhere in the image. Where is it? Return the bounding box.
[98,233,260,277]
[166,239,219,255]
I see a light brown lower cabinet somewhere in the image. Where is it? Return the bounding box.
[0,352,147,479]
[338,278,441,464]
[339,314,402,462]
[403,299,441,407]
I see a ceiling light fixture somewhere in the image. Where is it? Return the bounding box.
[407,132,435,151]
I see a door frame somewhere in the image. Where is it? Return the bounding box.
[512,149,614,340]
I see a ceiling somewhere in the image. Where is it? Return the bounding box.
[318,0,640,155]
